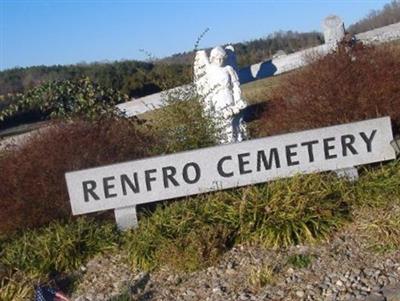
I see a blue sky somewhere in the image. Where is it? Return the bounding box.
[1,0,391,70]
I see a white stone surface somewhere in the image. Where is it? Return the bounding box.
[116,85,192,117]
[355,22,400,44]
[0,132,32,151]
[273,50,287,58]
[66,117,395,217]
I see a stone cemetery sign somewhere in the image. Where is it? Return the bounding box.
[65,117,396,229]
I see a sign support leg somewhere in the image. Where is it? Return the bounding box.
[114,205,138,230]
[391,138,400,157]
[335,167,359,182]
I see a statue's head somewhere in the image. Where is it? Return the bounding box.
[210,46,226,67]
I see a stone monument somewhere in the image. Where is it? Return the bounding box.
[323,15,345,47]
[194,46,247,143]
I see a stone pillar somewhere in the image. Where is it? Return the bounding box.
[322,15,345,46]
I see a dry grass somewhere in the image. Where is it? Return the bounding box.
[355,204,400,253]
[353,162,400,253]
[248,264,276,289]
[0,271,36,301]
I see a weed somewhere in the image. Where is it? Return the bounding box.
[124,199,236,271]
[240,174,352,248]
[348,161,400,253]
[287,254,313,269]
[248,264,275,289]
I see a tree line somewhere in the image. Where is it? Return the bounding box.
[0,61,192,98]
[0,31,323,99]
[160,31,324,67]
[348,0,400,34]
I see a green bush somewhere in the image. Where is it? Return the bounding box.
[150,87,221,154]
[0,77,127,122]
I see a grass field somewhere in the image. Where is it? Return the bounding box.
[242,73,288,104]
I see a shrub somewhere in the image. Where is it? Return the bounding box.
[0,118,155,234]
[238,174,351,247]
[123,162,400,273]
[150,87,221,153]
[258,43,400,136]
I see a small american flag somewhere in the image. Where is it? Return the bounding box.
[35,285,70,301]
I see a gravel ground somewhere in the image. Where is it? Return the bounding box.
[72,227,400,301]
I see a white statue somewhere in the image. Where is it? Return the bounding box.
[194,46,247,143]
